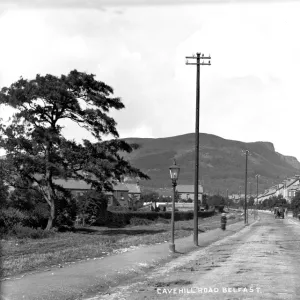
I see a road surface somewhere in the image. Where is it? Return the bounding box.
[95,213,300,300]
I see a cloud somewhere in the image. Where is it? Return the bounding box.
[0,0,296,11]
[0,1,300,161]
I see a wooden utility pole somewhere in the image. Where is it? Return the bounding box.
[243,150,249,225]
[186,53,211,246]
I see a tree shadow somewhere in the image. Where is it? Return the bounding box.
[73,227,103,233]
[99,229,167,235]
[73,227,167,235]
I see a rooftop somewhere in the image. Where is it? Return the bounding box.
[176,185,203,194]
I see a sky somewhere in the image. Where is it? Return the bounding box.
[0,0,300,160]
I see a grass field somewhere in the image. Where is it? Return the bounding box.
[1,213,242,279]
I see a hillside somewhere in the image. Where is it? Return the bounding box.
[122,133,300,195]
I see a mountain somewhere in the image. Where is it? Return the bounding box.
[122,133,300,195]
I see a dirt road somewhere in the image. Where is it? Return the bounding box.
[96,213,300,300]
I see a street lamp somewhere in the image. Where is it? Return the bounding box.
[169,159,180,253]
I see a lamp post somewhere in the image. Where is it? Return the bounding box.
[169,159,180,253]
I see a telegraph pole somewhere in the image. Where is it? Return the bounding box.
[248,181,251,223]
[255,174,260,218]
[243,150,249,225]
[186,52,211,246]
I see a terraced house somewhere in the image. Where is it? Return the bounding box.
[255,175,300,203]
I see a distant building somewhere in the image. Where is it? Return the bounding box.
[254,175,300,204]
[54,178,142,209]
[229,194,245,203]
[176,185,203,202]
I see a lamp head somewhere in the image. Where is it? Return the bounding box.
[169,159,180,183]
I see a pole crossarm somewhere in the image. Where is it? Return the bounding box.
[185,52,211,246]
[186,55,211,60]
[186,62,211,65]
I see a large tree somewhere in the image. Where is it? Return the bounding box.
[0,70,149,229]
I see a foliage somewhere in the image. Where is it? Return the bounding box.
[291,191,300,217]
[0,207,30,231]
[0,207,51,234]
[256,194,288,210]
[248,196,255,207]
[141,191,159,203]
[55,194,77,227]
[0,161,9,209]
[8,188,44,211]
[0,70,149,230]
[207,194,225,206]
[129,217,153,226]
[159,195,172,203]
[202,194,208,207]
[75,190,108,225]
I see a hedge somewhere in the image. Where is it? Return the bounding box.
[95,209,215,227]
[0,207,49,234]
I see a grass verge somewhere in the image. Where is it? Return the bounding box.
[1,212,243,279]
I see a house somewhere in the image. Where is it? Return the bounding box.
[52,178,142,209]
[176,185,203,202]
[283,176,300,202]
[254,175,300,204]
[229,194,245,203]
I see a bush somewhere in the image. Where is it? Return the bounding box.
[130,217,153,226]
[7,224,56,239]
[55,195,77,227]
[108,206,130,212]
[27,203,50,229]
[0,207,30,231]
[75,191,108,226]
[0,206,52,234]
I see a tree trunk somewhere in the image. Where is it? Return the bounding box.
[45,144,55,231]
[45,198,55,230]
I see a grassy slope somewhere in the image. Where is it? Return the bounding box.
[123,133,300,192]
[1,213,243,279]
